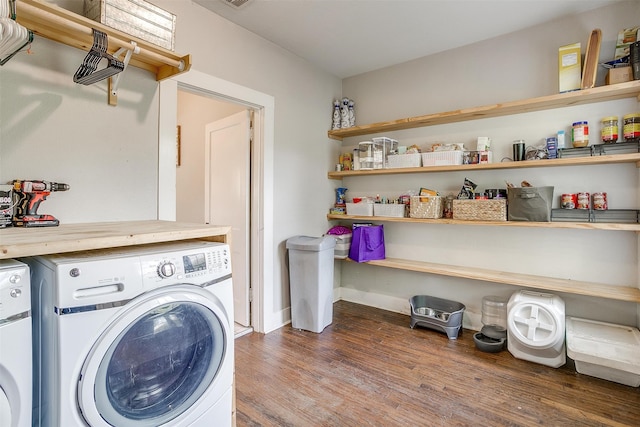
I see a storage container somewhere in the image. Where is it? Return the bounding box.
[358,141,383,169]
[331,234,351,259]
[507,186,554,222]
[452,199,507,221]
[83,0,176,51]
[409,196,443,219]
[386,153,421,168]
[566,317,640,387]
[373,203,405,218]
[371,137,398,168]
[345,202,374,216]
[421,151,463,166]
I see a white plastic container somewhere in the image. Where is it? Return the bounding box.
[566,317,640,387]
[346,202,374,216]
[373,203,405,218]
[421,151,463,166]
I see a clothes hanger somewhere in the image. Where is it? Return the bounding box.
[73,28,124,85]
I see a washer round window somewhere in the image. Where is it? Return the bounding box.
[92,301,225,426]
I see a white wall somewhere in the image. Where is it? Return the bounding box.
[0,1,342,330]
[176,91,244,224]
[340,1,640,329]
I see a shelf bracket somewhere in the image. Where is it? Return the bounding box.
[107,42,139,106]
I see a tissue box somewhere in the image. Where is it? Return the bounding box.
[83,0,176,51]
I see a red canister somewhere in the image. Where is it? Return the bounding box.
[561,194,577,209]
[577,192,590,209]
[593,192,608,210]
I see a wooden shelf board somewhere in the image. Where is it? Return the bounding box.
[328,80,640,140]
[327,214,640,231]
[16,0,191,81]
[328,153,640,179]
[345,257,640,303]
[0,221,231,259]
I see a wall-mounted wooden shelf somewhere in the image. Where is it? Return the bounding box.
[328,80,640,140]
[15,0,191,81]
[328,152,640,179]
[327,214,640,232]
[345,258,640,303]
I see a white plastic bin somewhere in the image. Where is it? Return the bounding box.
[566,316,640,387]
[286,235,336,333]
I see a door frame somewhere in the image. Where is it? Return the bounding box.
[159,70,274,334]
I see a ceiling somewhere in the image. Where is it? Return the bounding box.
[192,0,622,78]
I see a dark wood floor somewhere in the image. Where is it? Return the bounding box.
[234,301,640,426]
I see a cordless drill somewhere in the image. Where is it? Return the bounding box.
[11,180,70,227]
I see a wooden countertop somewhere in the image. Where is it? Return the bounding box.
[0,220,231,259]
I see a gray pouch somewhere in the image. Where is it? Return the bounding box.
[507,186,554,222]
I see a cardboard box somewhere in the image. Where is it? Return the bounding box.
[606,66,633,85]
[559,43,581,93]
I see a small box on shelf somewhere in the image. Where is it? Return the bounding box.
[606,67,633,85]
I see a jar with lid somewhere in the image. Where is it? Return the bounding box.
[571,121,589,147]
[600,116,618,144]
[623,113,640,142]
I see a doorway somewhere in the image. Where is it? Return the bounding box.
[159,70,275,334]
[176,95,252,329]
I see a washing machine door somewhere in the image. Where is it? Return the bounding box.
[77,285,229,427]
[508,301,563,349]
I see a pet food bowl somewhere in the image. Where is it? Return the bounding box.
[473,325,507,353]
[409,295,465,339]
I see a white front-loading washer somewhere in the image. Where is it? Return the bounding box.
[507,290,566,368]
[25,240,234,427]
[0,259,31,427]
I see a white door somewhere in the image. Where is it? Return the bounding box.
[205,111,251,326]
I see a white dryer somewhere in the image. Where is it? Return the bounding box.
[25,241,234,427]
[0,259,31,427]
[507,290,566,368]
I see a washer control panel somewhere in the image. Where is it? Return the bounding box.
[141,243,231,283]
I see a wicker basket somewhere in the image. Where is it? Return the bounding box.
[452,199,507,221]
[386,153,422,168]
[410,196,443,219]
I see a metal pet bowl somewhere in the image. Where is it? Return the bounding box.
[409,295,465,339]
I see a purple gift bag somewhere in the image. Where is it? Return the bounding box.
[349,224,385,262]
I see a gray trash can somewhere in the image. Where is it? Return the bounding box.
[286,235,336,333]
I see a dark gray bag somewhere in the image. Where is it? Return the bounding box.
[507,186,554,222]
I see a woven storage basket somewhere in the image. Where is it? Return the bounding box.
[386,153,422,168]
[452,199,507,221]
[410,196,443,219]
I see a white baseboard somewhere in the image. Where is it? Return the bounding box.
[265,287,482,334]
